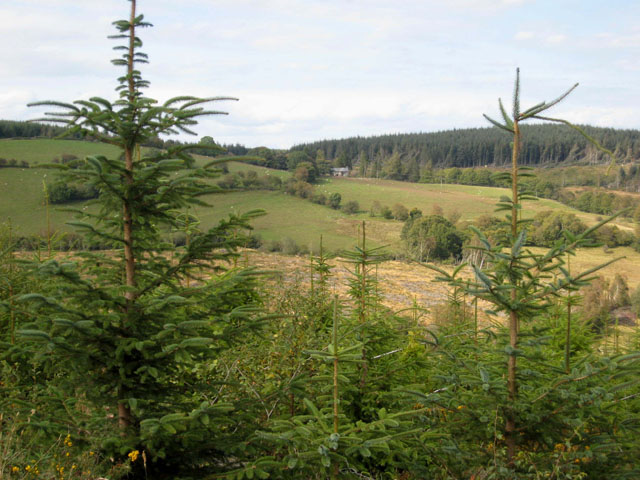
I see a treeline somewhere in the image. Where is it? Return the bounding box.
[0,120,79,139]
[434,163,640,192]
[290,124,640,172]
[0,120,249,158]
[8,119,640,179]
[400,208,637,265]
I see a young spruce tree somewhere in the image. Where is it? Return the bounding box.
[21,1,265,477]
[423,70,640,478]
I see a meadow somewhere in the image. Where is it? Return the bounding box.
[0,138,119,164]
[2,138,639,288]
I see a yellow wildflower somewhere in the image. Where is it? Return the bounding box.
[12,466,20,473]
[128,449,140,462]
[25,465,31,472]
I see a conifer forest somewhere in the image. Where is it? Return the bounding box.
[2,2,640,479]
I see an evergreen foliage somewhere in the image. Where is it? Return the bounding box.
[291,124,640,174]
[401,214,464,261]
[424,69,640,474]
[13,2,267,477]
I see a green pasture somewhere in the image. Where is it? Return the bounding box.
[0,139,634,252]
[192,190,388,252]
[0,167,80,236]
[0,139,119,164]
[318,177,634,229]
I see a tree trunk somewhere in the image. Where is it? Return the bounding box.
[119,0,138,433]
[506,120,521,464]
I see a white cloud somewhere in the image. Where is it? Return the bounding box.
[511,31,567,45]
[545,34,567,44]
[515,31,534,40]
[562,106,639,128]
[594,32,640,48]
[186,88,499,148]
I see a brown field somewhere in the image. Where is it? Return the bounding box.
[242,245,640,327]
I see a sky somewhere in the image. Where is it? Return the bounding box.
[1,0,639,149]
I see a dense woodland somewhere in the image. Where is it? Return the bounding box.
[2,3,640,480]
[4,116,640,174]
[290,125,640,170]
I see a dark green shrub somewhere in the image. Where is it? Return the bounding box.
[529,210,587,247]
[342,200,359,214]
[401,214,464,261]
[392,203,408,221]
[328,192,342,209]
[310,192,327,205]
[217,173,240,189]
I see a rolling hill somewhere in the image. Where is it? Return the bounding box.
[1,138,634,247]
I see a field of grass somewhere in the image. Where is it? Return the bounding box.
[0,167,81,236]
[192,190,375,252]
[238,246,640,320]
[0,138,119,164]
[317,176,635,230]
[0,141,291,238]
[216,158,291,179]
[2,139,640,293]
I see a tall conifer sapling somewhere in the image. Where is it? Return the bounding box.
[22,0,266,475]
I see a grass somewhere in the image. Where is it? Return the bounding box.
[0,139,119,164]
[191,190,389,252]
[214,158,291,179]
[0,146,290,238]
[236,246,640,320]
[2,139,640,292]
[0,167,80,237]
[317,177,635,230]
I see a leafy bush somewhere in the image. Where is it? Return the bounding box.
[328,192,342,209]
[342,200,359,214]
[281,236,300,255]
[310,192,327,205]
[401,214,464,261]
[392,203,408,221]
[47,181,98,204]
[529,210,587,247]
[0,158,28,168]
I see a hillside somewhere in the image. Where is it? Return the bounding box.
[290,124,640,173]
[3,138,636,253]
[0,138,119,165]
